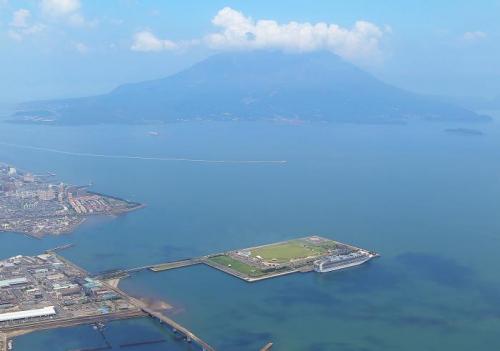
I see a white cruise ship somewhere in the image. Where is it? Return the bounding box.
[313,250,375,273]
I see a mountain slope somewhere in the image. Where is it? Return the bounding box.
[13,51,489,124]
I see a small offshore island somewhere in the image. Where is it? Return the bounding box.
[0,163,143,238]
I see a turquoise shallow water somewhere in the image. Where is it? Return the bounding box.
[1,119,500,350]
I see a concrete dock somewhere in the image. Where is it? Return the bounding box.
[150,258,202,272]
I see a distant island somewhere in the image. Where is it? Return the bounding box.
[0,163,143,238]
[11,51,489,125]
[444,128,484,136]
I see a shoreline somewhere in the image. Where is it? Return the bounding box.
[0,203,145,238]
[0,253,214,351]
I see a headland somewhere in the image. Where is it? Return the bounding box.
[0,162,143,238]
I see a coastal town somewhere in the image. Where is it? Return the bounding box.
[0,253,142,329]
[0,250,219,351]
[0,163,143,237]
[0,251,144,351]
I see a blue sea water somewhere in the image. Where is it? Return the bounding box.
[1,118,500,350]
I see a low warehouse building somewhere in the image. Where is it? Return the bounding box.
[0,306,56,322]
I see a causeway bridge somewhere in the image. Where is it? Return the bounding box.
[94,257,205,280]
[141,306,215,351]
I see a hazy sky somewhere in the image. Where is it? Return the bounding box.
[1,0,499,103]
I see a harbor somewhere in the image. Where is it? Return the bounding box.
[1,236,378,350]
[0,251,216,351]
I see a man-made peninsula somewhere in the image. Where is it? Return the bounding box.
[150,236,379,282]
[0,163,142,238]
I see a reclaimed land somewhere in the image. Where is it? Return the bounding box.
[149,236,378,283]
[0,162,143,238]
[0,251,215,351]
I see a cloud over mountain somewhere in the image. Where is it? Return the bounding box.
[130,7,388,64]
[205,7,387,63]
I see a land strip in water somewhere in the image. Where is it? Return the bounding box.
[0,162,143,237]
[0,142,287,165]
[147,236,379,282]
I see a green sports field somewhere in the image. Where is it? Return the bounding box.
[208,255,265,277]
[250,239,336,263]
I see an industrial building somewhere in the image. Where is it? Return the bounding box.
[0,277,28,288]
[0,306,56,322]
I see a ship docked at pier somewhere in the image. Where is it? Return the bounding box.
[313,250,377,273]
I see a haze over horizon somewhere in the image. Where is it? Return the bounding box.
[1,0,500,103]
[3,2,500,351]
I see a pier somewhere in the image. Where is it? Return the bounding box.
[149,258,202,272]
[93,257,204,280]
[46,243,75,253]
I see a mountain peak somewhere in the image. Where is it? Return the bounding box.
[13,51,488,125]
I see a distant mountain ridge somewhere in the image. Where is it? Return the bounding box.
[12,51,489,125]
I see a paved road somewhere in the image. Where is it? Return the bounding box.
[0,332,7,351]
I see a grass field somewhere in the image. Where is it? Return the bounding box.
[208,255,265,277]
[250,240,335,263]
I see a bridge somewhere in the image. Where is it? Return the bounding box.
[93,257,204,280]
[93,268,215,351]
[141,306,215,351]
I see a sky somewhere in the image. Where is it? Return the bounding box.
[0,0,499,103]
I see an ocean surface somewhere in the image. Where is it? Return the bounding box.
[1,117,500,351]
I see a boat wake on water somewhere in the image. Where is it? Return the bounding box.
[0,142,287,165]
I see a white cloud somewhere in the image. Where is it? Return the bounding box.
[10,9,31,28]
[130,7,388,63]
[40,0,94,28]
[74,42,89,53]
[130,30,178,52]
[463,31,486,42]
[8,9,45,41]
[41,0,80,16]
[205,7,387,62]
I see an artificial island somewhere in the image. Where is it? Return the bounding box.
[151,236,379,282]
[0,163,143,238]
